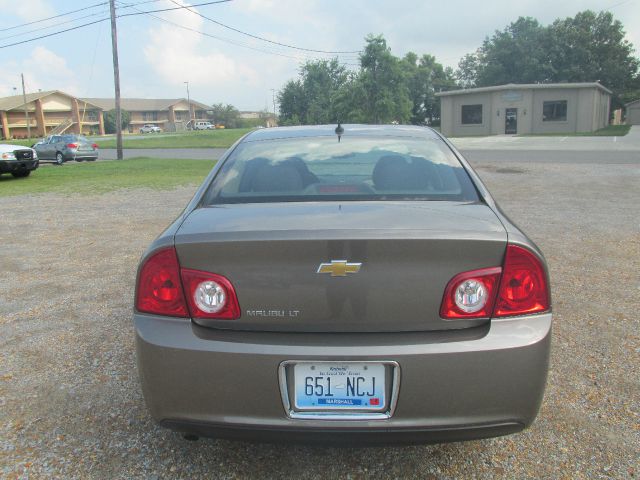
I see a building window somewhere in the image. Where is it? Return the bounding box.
[84,110,98,122]
[143,111,158,121]
[543,100,567,122]
[461,104,483,125]
[175,111,187,121]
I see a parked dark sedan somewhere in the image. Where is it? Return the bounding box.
[34,134,98,164]
[134,124,552,445]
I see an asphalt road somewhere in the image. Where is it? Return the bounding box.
[461,149,640,164]
[100,148,226,160]
[99,147,640,165]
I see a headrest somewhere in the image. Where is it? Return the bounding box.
[373,155,430,191]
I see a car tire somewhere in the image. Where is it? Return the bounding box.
[55,152,64,165]
[76,158,84,162]
[87,158,96,162]
[11,170,31,178]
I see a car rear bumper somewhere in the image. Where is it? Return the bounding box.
[0,159,39,173]
[134,313,551,445]
[64,151,98,160]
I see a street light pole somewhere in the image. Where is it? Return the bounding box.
[184,81,191,126]
[270,88,276,116]
[21,74,31,139]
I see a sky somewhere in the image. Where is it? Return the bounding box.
[0,0,638,111]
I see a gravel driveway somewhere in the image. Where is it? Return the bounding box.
[1,157,638,479]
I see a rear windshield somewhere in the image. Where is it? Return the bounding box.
[61,135,88,142]
[203,136,479,204]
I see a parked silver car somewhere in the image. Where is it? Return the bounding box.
[134,124,552,445]
[34,134,98,164]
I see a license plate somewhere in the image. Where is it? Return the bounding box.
[293,362,386,411]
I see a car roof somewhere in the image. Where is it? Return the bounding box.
[243,124,442,142]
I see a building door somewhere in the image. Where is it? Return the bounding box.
[505,108,517,134]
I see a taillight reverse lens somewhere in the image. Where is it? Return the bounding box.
[181,269,240,320]
[440,267,502,319]
[136,247,188,317]
[494,244,550,317]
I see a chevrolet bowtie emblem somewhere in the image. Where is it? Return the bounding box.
[317,260,362,277]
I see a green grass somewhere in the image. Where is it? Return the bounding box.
[0,157,215,197]
[1,128,252,149]
[2,138,39,147]
[98,128,252,148]
[518,124,631,137]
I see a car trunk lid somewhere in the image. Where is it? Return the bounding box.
[174,201,507,332]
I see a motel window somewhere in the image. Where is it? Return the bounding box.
[461,104,483,125]
[543,100,567,122]
[84,110,98,122]
[143,111,158,121]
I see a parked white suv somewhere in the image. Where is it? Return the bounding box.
[193,121,214,130]
[140,124,162,134]
[0,144,39,177]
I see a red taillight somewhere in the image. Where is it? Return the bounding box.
[136,247,188,317]
[440,267,502,319]
[494,244,550,317]
[92,143,98,149]
[181,269,240,320]
[136,248,241,319]
[440,244,550,320]
[67,143,78,148]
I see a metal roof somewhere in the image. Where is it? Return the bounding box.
[243,124,441,142]
[80,97,211,112]
[625,98,640,108]
[0,90,103,112]
[435,82,612,97]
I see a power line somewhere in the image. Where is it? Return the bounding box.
[0,8,110,41]
[153,12,360,66]
[118,0,357,65]
[0,0,360,70]
[0,1,108,33]
[129,2,360,67]
[0,18,110,49]
[167,0,361,54]
[0,0,167,41]
[133,7,310,61]
[117,0,233,18]
[0,0,231,50]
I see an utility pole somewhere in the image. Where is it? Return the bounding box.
[109,0,123,160]
[21,74,31,139]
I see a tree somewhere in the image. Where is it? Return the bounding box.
[549,11,639,108]
[401,52,456,125]
[457,17,554,88]
[278,60,350,125]
[103,109,130,134]
[456,11,640,107]
[277,35,453,125]
[278,79,306,125]
[358,35,411,123]
[456,53,480,88]
[210,103,240,128]
[302,59,349,124]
